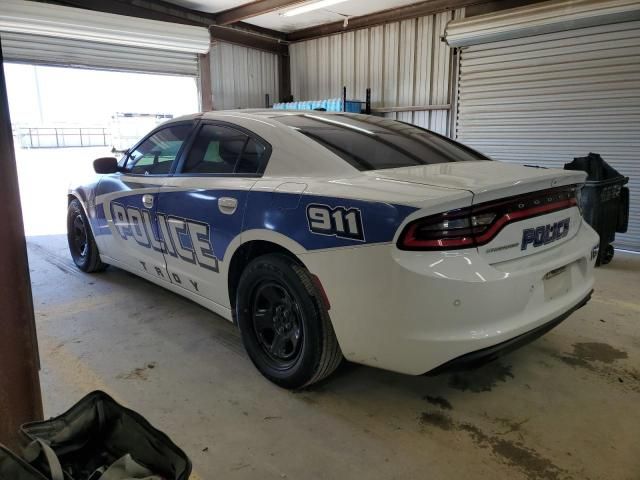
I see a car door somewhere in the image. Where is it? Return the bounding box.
[94,122,195,280]
[155,121,271,308]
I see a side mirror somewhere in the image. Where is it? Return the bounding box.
[93,157,119,174]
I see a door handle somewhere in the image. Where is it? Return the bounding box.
[142,194,154,209]
[218,197,238,215]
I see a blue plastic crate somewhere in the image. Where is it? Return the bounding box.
[272,97,363,112]
[344,100,362,113]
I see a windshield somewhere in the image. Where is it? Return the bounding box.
[274,113,488,171]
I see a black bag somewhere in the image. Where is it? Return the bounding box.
[18,391,191,480]
[0,444,49,480]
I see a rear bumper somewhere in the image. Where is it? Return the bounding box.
[302,219,599,375]
[427,289,592,374]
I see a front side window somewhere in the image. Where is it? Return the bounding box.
[180,124,267,175]
[123,124,192,175]
[274,113,488,171]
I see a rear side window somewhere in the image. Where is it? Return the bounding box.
[237,139,267,174]
[123,124,192,175]
[181,124,267,175]
[275,114,487,171]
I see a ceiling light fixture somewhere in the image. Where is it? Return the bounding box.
[282,0,349,17]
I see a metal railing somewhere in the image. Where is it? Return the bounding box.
[16,127,110,148]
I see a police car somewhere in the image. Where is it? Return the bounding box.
[67,111,599,388]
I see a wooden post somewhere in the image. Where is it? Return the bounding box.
[0,38,44,450]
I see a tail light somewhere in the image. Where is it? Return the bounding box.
[398,185,579,251]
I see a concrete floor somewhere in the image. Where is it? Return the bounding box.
[26,234,639,480]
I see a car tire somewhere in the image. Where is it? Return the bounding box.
[236,253,342,389]
[67,199,108,273]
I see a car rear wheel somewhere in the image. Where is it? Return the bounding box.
[67,199,107,273]
[236,253,342,389]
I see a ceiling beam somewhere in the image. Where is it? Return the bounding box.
[127,0,218,24]
[235,22,288,40]
[38,0,288,47]
[287,0,490,42]
[40,0,213,26]
[210,25,288,55]
[216,0,304,25]
[464,0,546,17]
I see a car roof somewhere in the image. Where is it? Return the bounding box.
[206,109,349,117]
[169,109,358,123]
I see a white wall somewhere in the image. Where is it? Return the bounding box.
[210,41,279,110]
[289,9,464,136]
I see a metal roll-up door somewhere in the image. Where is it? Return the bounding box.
[0,0,209,76]
[1,32,200,76]
[454,19,640,251]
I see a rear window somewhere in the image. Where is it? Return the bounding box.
[274,113,487,171]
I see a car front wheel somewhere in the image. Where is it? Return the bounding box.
[236,253,342,389]
[67,199,107,273]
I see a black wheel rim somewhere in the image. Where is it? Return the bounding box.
[71,214,88,258]
[251,281,303,368]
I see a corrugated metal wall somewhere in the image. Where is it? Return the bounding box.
[456,20,640,251]
[210,40,279,110]
[289,9,464,136]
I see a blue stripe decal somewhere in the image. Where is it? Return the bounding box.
[244,191,417,250]
[92,187,418,261]
[92,203,111,236]
[156,190,250,261]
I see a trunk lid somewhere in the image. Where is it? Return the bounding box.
[368,161,586,203]
[377,161,588,263]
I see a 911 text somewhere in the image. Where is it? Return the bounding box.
[306,204,365,241]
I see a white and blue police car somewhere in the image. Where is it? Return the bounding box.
[67,111,599,388]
